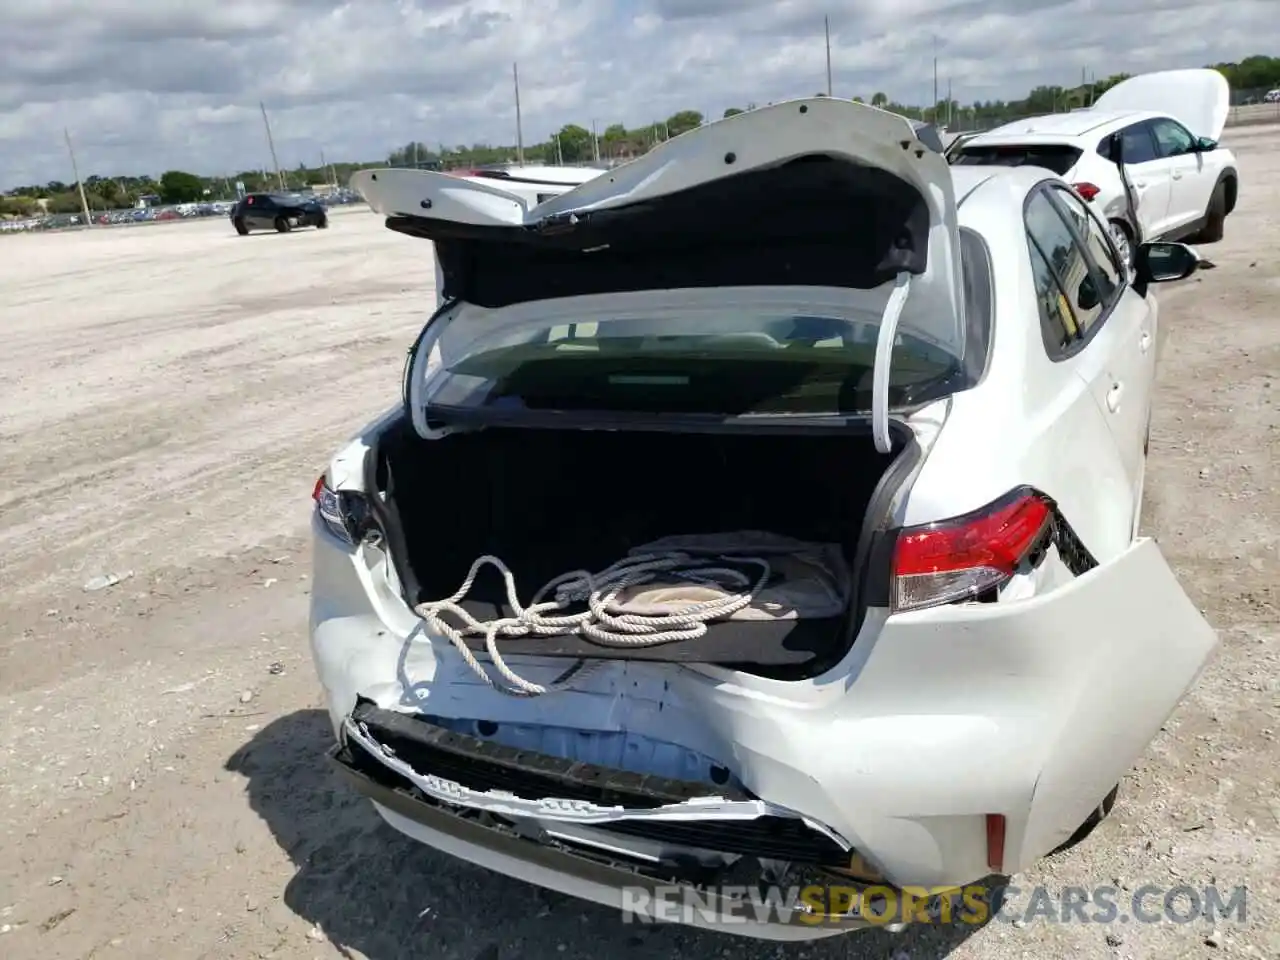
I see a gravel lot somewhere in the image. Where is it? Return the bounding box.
[1,134,1276,960]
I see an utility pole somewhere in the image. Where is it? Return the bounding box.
[824,16,833,97]
[259,101,285,191]
[932,36,939,124]
[64,128,92,227]
[591,119,600,162]
[947,78,953,127]
[513,62,525,166]
[554,133,563,165]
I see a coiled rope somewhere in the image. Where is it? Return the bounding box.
[414,551,771,697]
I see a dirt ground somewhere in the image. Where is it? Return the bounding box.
[1,133,1276,960]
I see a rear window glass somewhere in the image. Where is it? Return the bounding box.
[412,239,994,419]
[951,144,1084,176]
[422,318,963,416]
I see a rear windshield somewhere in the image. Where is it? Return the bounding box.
[950,143,1083,176]
[429,321,961,416]
[414,230,993,418]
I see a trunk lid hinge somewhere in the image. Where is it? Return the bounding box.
[871,272,913,454]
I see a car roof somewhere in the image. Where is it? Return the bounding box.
[949,164,1060,229]
[967,108,1159,143]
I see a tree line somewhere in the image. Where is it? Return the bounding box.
[4,54,1278,219]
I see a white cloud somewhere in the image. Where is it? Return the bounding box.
[1,0,1276,186]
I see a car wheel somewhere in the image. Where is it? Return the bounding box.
[1108,219,1135,278]
[1050,784,1120,856]
[1190,181,1227,244]
[274,215,291,233]
[233,217,249,236]
[316,216,328,229]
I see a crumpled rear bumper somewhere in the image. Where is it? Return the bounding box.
[310,516,1219,919]
[328,728,879,941]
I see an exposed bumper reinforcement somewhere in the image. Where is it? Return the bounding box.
[328,740,881,936]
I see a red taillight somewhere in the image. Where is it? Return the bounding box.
[891,491,1053,612]
[1072,181,1101,201]
[312,474,327,502]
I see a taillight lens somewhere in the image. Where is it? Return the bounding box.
[891,490,1054,612]
[1072,181,1101,201]
[312,474,372,545]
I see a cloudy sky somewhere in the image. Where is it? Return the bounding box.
[1,0,1276,188]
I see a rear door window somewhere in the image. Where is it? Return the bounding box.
[1046,186,1124,306]
[1104,122,1160,164]
[951,144,1084,176]
[1025,188,1115,354]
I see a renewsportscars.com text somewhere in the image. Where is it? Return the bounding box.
[621,883,1249,928]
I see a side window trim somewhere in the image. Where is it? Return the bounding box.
[1022,181,1123,362]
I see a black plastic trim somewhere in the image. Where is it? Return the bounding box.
[329,742,713,886]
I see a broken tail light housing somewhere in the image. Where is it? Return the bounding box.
[1072,182,1101,202]
[312,474,375,545]
[890,489,1054,612]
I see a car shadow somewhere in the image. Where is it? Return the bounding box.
[226,710,992,960]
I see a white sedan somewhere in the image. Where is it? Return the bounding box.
[309,98,1219,941]
[949,69,1238,270]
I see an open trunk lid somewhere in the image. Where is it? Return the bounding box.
[351,98,967,452]
[1091,68,1230,141]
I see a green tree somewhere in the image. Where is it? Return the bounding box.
[722,107,744,118]
[871,92,888,106]
[159,170,204,204]
[554,124,594,162]
[665,110,704,137]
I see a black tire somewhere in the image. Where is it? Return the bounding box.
[1192,181,1227,244]
[1051,784,1120,855]
[315,216,328,229]
[233,217,249,236]
[274,215,291,233]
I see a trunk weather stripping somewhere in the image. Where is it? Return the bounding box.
[871,272,912,453]
[342,717,851,849]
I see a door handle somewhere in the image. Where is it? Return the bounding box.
[1106,382,1124,413]
[1133,179,1148,188]
[1171,170,1183,180]
[1140,331,1152,353]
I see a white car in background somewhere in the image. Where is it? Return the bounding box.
[314,98,1219,940]
[950,69,1238,269]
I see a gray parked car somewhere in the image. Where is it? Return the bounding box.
[230,192,328,235]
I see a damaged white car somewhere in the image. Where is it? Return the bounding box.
[310,98,1219,940]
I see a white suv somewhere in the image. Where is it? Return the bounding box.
[949,69,1238,269]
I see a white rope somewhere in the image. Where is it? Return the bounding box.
[414,551,772,697]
